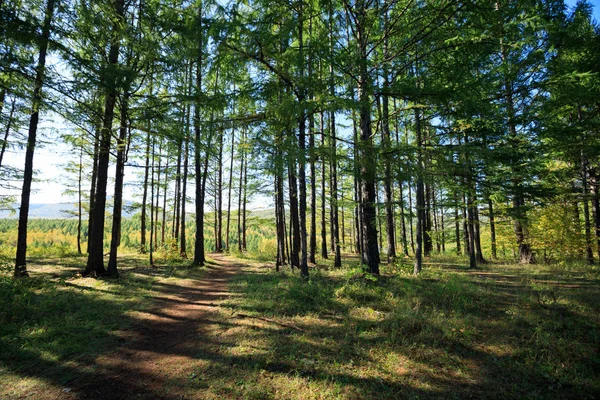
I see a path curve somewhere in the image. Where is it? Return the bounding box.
[69,253,242,400]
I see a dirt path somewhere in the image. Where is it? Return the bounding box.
[65,254,244,400]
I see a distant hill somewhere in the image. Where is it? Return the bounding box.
[0,202,274,220]
[0,200,136,219]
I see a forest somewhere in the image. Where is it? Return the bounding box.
[1,0,600,399]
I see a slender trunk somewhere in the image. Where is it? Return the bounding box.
[590,170,600,259]
[242,132,248,251]
[87,125,99,254]
[582,156,594,264]
[309,113,317,264]
[288,139,300,267]
[413,107,424,275]
[238,136,243,251]
[15,0,56,277]
[330,110,341,267]
[488,196,497,259]
[174,134,182,243]
[161,158,169,247]
[357,14,379,274]
[85,0,124,276]
[399,182,409,255]
[320,112,328,259]
[107,92,130,277]
[467,191,477,269]
[463,193,470,255]
[155,142,162,250]
[0,97,15,169]
[77,141,83,254]
[474,204,486,263]
[464,133,477,268]
[454,192,461,255]
[150,137,155,266]
[424,183,433,256]
[352,109,362,257]
[140,126,150,253]
[382,72,395,261]
[180,64,191,259]
[226,125,235,250]
[432,185,440,253]
[216,125,223,252]
[193,3,205,265]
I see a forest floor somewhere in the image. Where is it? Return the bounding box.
[1,253,599,399]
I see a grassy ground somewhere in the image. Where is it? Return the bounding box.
[202,255,600,399]
[0,253,207,398]
[1,252,599,399]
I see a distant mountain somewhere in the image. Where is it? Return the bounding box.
[0,200,136,219]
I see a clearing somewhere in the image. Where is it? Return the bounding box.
[1,254,599,399]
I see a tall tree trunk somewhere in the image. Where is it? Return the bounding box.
[242,132,248,251]
[309,113,317,264]
[174,134,182,243]
[474,204,486,263]
[288,138,300,267]
[582,156,594,264]
[76,140,83,254]
[381,55,395,262]
[226,125,235,250]
[14,0,56,277]
[399,182,409,256]
[464,133,477,269]
[454,192,461,255]
[85,0,124,276]
[154,141,162,250]
[330,110,341,268]
[589,169,600,259]
[107,92,130,277]
[462,193,470,255]
[432,185,441,253]
[87,125,100,254]
[180,64,192,259]
[150,137,155,266]
[216,125,223,252]
[357,8,379,274]
[488,196,497,259]
[237,135,243,252]
[424,183,433,256]
[193,2,205,266]
[413,107,425,275]
[297,5,309,279]
[161,158,169,247]
[320,112,328,259]
[140,125,151,253]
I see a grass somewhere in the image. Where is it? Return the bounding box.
[0,252,207,398]
[1,251,599,399]
[202,254,600,399]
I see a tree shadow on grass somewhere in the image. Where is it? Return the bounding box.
[212,265,600,399]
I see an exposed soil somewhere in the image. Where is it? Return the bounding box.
[59,253,243,400]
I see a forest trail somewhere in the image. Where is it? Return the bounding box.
[62,253,244,400]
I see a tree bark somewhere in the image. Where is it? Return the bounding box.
[85,0,124,276]
[356,2,379,274]
[0,97,15,169]
[414,108,425,275]
[193,2,205,266]
[582,156,594,264]
[15,0,56,277]
[107,92,130,277]
[320,112,328,259]
[226,123,235,250]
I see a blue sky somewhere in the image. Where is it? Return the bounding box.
[565,0,600,21]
